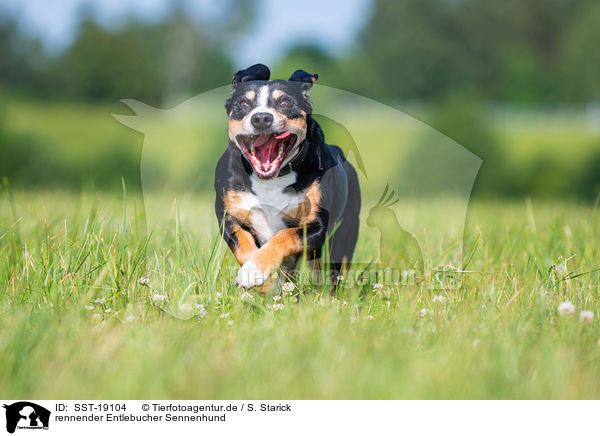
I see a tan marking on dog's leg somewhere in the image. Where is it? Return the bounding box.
[233,225,258,265]
[251,228,303,277]
[224,190,260,264]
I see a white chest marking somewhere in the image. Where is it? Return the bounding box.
[238,172,302,245]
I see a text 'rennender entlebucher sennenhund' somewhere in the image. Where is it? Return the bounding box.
[215,64,360,291]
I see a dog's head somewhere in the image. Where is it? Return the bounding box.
[225,64,318,179]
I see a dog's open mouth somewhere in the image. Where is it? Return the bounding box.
[236,131,297,178]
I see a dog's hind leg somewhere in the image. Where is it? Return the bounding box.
[329,161,361,287]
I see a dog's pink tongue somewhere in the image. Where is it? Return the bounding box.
[255,135,277,164]
[275,130,291,139]
[254,133,271,148]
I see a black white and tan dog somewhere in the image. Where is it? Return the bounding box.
[214,64,360,290]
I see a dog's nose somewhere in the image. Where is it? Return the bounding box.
[251,112,273,130]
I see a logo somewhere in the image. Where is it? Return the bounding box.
[115,84,481,294]
[3,402,50,434]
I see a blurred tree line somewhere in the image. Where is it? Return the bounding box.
[276,0,600,104]
[0,1,252,104]
[3,0,600,104]
[1,0,600,197]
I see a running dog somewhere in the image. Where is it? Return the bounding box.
[214,64,360,290]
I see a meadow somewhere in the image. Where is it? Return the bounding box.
[1,99,600,399]
[1,187,600,399]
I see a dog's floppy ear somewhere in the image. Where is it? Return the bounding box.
[288,69,318,88]
[226,64,270,114]
[289,69,318,113]
[232,63,270,85]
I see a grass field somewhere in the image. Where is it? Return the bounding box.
[2,187,600,399]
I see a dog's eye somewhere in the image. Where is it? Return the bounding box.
[279,98,291,106]
[239,100,250,109]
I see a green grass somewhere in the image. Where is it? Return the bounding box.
[1,188,600,399]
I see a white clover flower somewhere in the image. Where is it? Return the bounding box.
[197,306,208,318]
[289,296,298,303]
[227,320,234,326]
[342,300,348,307]
[282,282,295,293]
[273,295,282,302]
[104,308,111,313]
[272,303,285,312]
[372,283,384,291]
[337,275,344,282]
[194,304,208,318]
[179,303,192,313]
[94,298,106,304]
[419,308,430,318]
[432,295,446,303]
[84,305,94,310]
[137,277,150,286]
[579,310,594,324]
[241,292,255,303]
[219,313,230,318]
[152,293,167,302]
[558,301,575,315]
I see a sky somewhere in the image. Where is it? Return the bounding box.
[2,0,370,65]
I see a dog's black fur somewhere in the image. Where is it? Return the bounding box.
[214,64,360,290]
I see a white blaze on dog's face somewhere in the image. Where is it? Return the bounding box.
[225,79,313,179]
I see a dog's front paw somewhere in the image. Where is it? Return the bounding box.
[236,259,271,288]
